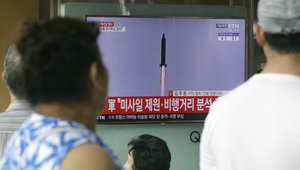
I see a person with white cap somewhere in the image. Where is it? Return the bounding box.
[200,0,300,170]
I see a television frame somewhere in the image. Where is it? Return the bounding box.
[85,15,247,124]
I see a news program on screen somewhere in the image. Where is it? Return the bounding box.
[86,16,246,123]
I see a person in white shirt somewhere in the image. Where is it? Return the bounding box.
[200,0,300,170]
[0,44,33,160]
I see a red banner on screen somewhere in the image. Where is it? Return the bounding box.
[102,96,218,115]
[98,21,114,27]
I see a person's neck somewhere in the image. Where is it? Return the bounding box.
[9,93,22,102]
[262,47,300,76]
[35,102,97,131]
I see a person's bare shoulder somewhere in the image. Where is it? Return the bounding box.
[60,143,117,170]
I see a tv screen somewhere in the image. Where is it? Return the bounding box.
[85,16,246,123]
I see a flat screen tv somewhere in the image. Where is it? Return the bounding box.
[85,15,246,123]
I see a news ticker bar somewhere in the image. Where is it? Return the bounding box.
[97,113,208,122]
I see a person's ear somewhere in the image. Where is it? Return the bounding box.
[255,24,267,47]
[2,71,8,87]
[89,62,107,92]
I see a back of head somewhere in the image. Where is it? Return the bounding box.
[3,44,26,98]
[16,17,105,106]
[257,0,300,54]
[128,134,171,170]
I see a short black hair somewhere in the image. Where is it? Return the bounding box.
[128,134,171,170]
[264,32,300,54]
[16,17,105,105]
[3,44,26,98]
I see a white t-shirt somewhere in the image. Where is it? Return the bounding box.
[200,73,300,170]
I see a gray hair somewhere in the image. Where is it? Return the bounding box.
[3,44,26,98]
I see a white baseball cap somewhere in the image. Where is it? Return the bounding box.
[258,0,300,34]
